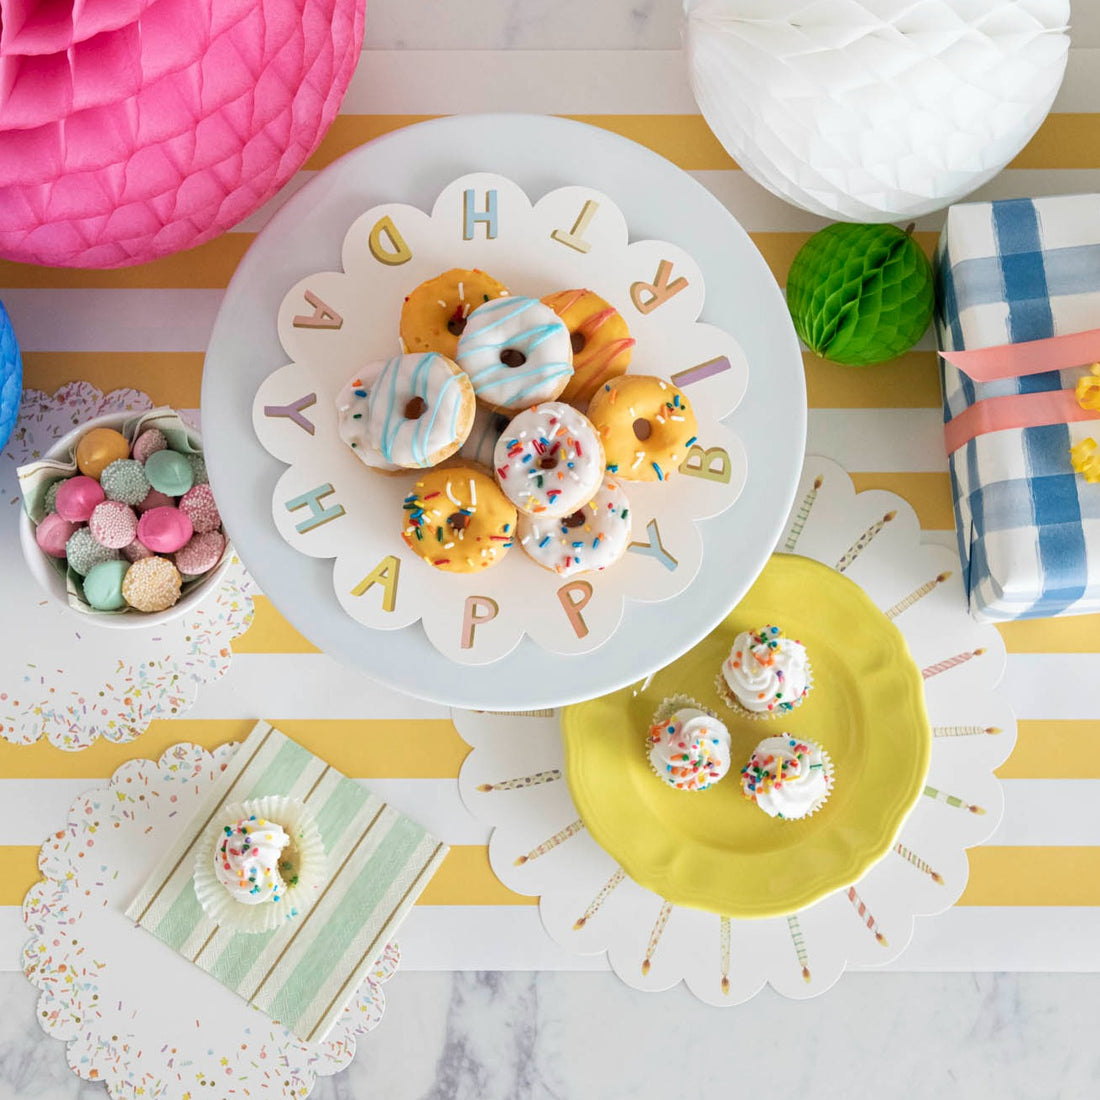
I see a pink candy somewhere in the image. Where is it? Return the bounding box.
[122,538,154,563]
[35,512,79,558]
[131,428,167,464]
[137,506,193,554]
[175,531,226,576]
[136,488,174,513]
[89,500,139,549]
[179,483,221,534]
[55,476,105,522]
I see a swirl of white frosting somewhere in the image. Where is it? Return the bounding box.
[721,625,811,714]
[740,736,832,819]
[647,707,731,792]
[214,815,292,905]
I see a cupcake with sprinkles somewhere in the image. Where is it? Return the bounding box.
[740,735,834,820]
[647,696,731,792]
[193,795,326,933]
[717,624,813,718]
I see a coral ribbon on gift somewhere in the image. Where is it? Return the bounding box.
[944,390,1098,454]
[942,328,1100,383]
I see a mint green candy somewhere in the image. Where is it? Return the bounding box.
[786,222,934,367]
[144,449,193,496]
[83,559,130,611]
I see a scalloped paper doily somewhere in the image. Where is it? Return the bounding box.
[0,383,255,749]
[23,741,399,1099]
[455,457,1016,1005]
[252,172,749,665]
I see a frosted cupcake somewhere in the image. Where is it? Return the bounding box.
[717,625,812,718]
[740,736,834,820]
[646,696,731,792]
[193,796,326,933]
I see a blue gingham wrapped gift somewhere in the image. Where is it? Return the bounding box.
[935,195,1100,622]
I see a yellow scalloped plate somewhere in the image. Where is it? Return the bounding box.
[561,554,931,918]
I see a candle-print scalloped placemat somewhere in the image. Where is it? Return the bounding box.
[456,458,1016,1004]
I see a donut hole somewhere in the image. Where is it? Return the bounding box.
[632,418,653,441]
[538,455,558,471]
[570,331,586,354]
[404,396,427,419]
[447,511,470,532]
[446,315,467,336]
[563,510,587,528]
[500,348,527,368]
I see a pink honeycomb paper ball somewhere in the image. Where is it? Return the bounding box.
[0,0,366,268]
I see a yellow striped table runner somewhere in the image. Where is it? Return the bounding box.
[1,49,1098,971]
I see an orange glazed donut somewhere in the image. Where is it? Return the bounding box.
[542,289,635,408]
[586,375,699,482]
[400,268,510,359]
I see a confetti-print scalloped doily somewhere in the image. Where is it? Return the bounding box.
[455,457,1016,1005]
[0,383,254,749]
[23,741,399,1099]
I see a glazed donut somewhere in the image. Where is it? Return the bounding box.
[586,375,698,482]
[400,268,510,358]
[336,360,399,473]
[493,402,604,518]
[402,464,517,573]
[542,289,636,408]
[351,352,475,470]
[518,477,632,576]
[456,296,574,412]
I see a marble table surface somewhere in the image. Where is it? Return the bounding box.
[4,2,1100,1098]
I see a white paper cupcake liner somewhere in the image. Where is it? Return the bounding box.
[715,658,815,720]
[193,795,327,934]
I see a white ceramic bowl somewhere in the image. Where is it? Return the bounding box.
[18,412,231,630]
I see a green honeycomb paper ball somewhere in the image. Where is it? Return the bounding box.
[786,222,934,367]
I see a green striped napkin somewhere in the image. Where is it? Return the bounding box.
[126,720,447,1043]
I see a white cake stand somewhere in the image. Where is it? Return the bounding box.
[201,114,806,708]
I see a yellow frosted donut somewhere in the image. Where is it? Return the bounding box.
[401,465,517,573]
[587,375,699,482]
[542,289,635,408]
[400,268,510,359]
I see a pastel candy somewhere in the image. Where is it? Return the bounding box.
[43,481,62,515]
[137,506,193,553]
[75,427,130,479]
[131,428,167,464]
[82,559,130,611]
[175,531,226,576]
[35,512,78,558]
[122,538,154,563]
[122,556,182,613]
[55,476,105,522]
[144,449,193,496]
[65,528,120,576]
[101,459,150,505]
[89,500,139,549]
[186,453,209,486]
[136,488,174,513]
[179,484,221,534]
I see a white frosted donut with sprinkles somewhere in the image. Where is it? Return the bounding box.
[336,360,400,472]
[493,402,604,518]
[456,296,574,412]
[518,477,632,576]
[364,351,476,469]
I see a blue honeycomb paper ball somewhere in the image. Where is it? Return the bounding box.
[0,299,21,452]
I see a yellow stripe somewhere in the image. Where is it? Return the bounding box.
[1009,114,1100,170]
[0,847,39,907]
[4,844,1098,908]
[997,721,1100,780]
[849,472,954,531]
[997,615,1100,654]
[417,845,536,907]
[231,596,320,654]
[0,719,468,780]
[22,352,204,409]
[0,235,250,290]
[805,351,942,410]
[958,847,1100,907]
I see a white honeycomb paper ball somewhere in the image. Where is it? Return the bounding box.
[684,0,1071,221]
